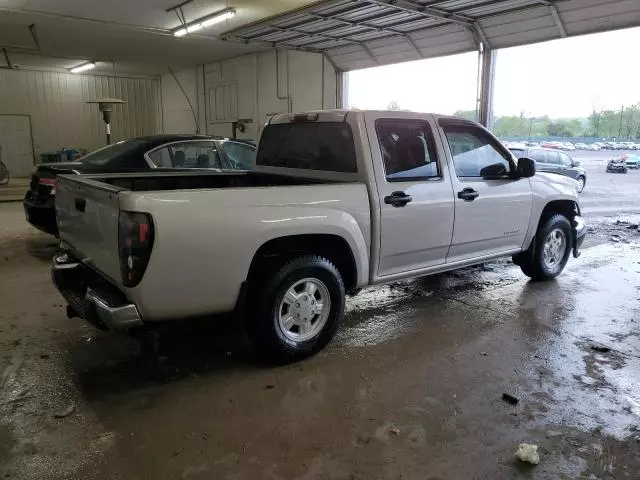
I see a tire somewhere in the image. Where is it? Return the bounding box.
[623,167,628,174]
[246,255,345,362]
[576,176,585,193]
[518,214,572,281]
[0,162,9,185]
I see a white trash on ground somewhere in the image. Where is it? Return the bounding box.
[515,443,540,465]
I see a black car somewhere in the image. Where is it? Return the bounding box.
[24,134,255,235]
[509,146,587,193]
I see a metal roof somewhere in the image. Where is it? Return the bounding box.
[222,0,640,71]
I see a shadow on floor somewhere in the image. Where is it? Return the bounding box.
[67,315,266,400]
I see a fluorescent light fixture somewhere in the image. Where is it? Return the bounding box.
[202,9,235,26]
[172,8,235,37]
[70,62,96,74]
[186,23,203,33]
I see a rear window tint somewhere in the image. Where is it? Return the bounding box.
[257,122,357,173]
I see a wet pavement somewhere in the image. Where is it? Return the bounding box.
[1,197,640,479]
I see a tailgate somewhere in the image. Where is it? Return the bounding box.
[55,175,123,286]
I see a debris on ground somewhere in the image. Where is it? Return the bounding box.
[264,384,275,390]
[515,443,540,465]
[610,234,623,242]
[480,351,488,356]
[591,345,611,353]
[627,224,639,230]
[502,393,519,405]
[389,425,400,435]
[53,403,76,419]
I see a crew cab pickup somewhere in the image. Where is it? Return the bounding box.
[52,110,586,361]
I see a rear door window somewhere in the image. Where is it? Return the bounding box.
[147,141,223,168]
[375,119,440,181]
[257,122,357,173]
[218,141,255,169]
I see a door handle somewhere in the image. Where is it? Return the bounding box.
[457,188,479,202]
[384,191,412,207]
[74,198,86,212]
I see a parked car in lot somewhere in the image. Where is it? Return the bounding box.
[622,154,640,169]
[51,110,586,361]
[509,146,587,192]
[24,135,255,235]
[561,142,575,151]
[606,158,628,173]
[574,142,587,150]
[584,143,601,151]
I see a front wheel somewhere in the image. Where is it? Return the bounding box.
[576,176,585,193]
[246,255,345,362]
[516,214,572,281]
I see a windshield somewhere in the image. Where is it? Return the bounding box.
[75,139,147,166]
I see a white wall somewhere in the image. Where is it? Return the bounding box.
[0,69,160,164]
[161,50,341,142]
[160,66,206,135]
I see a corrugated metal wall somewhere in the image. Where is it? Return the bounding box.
[0,69,160,163]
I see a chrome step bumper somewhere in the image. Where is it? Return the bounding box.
[52,253,143,331]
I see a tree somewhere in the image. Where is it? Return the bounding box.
[453,109,477,121]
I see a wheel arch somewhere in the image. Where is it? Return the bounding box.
[247,234,361,292]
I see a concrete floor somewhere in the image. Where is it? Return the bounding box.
[1,153,640,479]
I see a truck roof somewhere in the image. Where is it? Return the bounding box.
[267,109,475,125]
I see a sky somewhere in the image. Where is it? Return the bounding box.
[346,26,640,118]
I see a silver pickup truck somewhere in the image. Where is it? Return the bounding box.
[52,110,586,361]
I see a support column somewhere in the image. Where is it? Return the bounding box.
[477,47,496,129]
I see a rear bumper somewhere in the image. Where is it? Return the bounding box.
[52,252,143,331]
[23,193,58,235]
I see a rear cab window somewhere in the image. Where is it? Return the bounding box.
[257,122,357,173]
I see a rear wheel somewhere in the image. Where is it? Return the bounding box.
[517,214,572,281]
[246,255,345,362]
[0,161,9,185]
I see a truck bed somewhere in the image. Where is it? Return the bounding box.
[98,171,347,192]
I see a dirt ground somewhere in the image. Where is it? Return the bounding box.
[1,154,640,479]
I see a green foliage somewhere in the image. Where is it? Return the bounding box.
[450,102,640,139]
[453,110,477,121]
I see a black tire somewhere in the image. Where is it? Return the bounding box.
[246,255,345,362]
[0,162,9,185]
[576,176,585,193]
[517,214,572,281]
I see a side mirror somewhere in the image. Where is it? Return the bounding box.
[517,157,536,178]
[573,160,580,167]
[480,163,508,178]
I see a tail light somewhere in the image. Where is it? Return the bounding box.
[39,177,57,194]
[118,212,154,287]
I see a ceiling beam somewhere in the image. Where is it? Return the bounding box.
[301,12,424,58]
[547,4,568,37]
[365,0,475,27]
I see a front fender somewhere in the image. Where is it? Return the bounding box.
[522,173,581,250]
